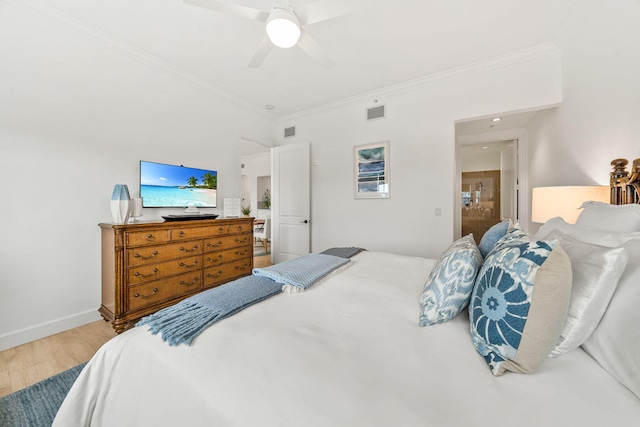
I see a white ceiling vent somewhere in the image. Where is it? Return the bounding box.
[366,105,385,121]
[284,126,296,138]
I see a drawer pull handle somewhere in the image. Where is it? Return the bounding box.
[146,234,154,240]
[235,237,249,243]
[235,263,249,270]
[207,271,223,279]
[218,227,225,232]
[180,260,199,268]
[134,288,158,298]
[206,255,223,262]
[235,250,248,256]
[134,268,158,277]
[180,277,199,286]
[207,241,223,248]
[134,251,158,259]
[180,245,199,252]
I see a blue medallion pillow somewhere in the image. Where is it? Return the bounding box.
[469,226,572,375]
[419,234,482,326]
[478,220,511,258]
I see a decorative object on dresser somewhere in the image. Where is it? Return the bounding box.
[99,218,254,333]
[110,184,131,224]
[610,158,640,204]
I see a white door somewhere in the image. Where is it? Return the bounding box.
[271,141,311,263]
[500,140,518,222]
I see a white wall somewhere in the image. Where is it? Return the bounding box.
[279,49,562,259]
[0,7,275,350]
[526,0,640,232]
[462,151,501,172]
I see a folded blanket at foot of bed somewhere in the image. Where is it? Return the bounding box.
[137,275,282,346]
[137,253,351,346]
[252,253,350,291]
[320,247,367,258]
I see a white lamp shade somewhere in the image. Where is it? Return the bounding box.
[266,8,301,48]
[531,186,610,224]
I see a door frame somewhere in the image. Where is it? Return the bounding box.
[455,128,529,239]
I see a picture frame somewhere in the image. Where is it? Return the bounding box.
[354,141,390,199]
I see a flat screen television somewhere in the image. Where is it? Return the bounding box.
[140,160,217,208]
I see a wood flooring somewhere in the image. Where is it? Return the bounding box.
[0,320,116,398]
[0,254,273,398]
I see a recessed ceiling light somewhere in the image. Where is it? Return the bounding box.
[492,117,501,122]
[482,146,489,150]
[265,104,275,110]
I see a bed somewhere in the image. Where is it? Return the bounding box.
[54,208,640,426]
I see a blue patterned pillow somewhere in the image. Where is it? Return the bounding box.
[419,235,482,326]
[478,220,511,258]
[469,226,572,375]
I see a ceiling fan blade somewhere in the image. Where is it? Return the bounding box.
[183,0,269,22]
[295,0,368,26]
[248,36,274,68]
[297,32,335,70]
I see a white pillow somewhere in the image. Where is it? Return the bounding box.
[535,216,640,247]
[545,230,628,357]
[575,201,640,232]
[582,237,640,399]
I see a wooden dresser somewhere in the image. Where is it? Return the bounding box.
[99,218,254,333]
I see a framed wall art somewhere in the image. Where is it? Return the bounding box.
[354,141,390,199]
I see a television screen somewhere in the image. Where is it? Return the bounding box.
[140,160,217,208]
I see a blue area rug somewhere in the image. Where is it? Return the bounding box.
[0,363,85,427]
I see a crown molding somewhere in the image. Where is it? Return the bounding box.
[280,43,561,122]
[4,0,277,121]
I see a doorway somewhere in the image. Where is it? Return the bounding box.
[462,170,501,245]
[456,137,522,241]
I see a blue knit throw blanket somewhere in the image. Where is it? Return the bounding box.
[137,275,282,346]
[253,253,350,290]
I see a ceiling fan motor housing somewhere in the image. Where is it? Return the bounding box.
[266,6,301,48]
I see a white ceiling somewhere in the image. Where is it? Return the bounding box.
[20,0,579,118]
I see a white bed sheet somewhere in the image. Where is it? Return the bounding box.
[54,251,640,427]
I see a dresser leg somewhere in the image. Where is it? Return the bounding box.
[113,318,128,334]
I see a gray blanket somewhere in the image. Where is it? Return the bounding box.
[137,275,282,346]
[320,247,367,258]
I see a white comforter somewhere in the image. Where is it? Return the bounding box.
[54,252,640,426]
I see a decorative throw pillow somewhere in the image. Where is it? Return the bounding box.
[469,226,572,375]
[545,230,628,357]
[575,201,640,232]
[478,220,511,258]
[419,234,483,326]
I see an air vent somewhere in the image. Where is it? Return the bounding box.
[366,105,385,121]
[284,126,296,138]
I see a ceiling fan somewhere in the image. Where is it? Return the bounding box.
[183,0,365,69]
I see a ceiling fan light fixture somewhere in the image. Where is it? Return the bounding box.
[266,7,301,48]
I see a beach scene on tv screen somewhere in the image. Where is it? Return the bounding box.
[140,162,217,207]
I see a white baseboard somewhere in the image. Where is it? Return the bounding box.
[0,310,102,352]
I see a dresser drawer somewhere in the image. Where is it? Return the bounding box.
[127,240,203,267]
[128,271,202,312]
[203,246,251,267]
[126,230,170,247]
[203,233,252,253]
[170,225,228,240]
[127,255,202,285]
[228,222,252,234]
[203,258,253,289]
